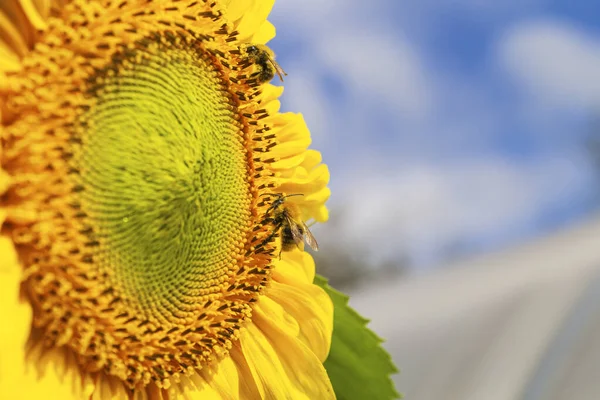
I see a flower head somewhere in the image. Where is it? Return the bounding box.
[0,0,333,398]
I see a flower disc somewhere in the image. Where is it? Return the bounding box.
[1,0,334,398]
[2,0,282,390]
[76,36,251,323]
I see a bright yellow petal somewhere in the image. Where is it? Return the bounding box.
[90,373,136,400]
[261,84,284,103]
[0,8,28,61]
[31,0,52,20]
[274,249,316,285]
[271,113,312,156]
[183,356,241,400]
[239,322,334,400]
[0,45,21,72]
[252,20,276,44]
[263,280,333,362]
[299,149,323,171]
[0,253,94,400]
[0,236,29,399]
[223,0,251,22]
[229,345,263,400]
[16,0,46,30]
[255,296,300,340]
[233,0,276,43]
[0,0,36,50]
[23,341,96,400]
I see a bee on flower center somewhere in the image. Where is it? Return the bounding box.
[261,193,319,255]
[242,43,287,83]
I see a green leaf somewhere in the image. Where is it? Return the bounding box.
[315,274,401,400]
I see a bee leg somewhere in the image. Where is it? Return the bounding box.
[256,221,283,251]
[264,201,280,216]
[258,216,275,226]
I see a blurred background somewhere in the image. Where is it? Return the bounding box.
[268,0,600,399]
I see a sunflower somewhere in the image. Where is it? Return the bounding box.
[0,0,334,398]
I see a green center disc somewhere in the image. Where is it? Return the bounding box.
[73,41,251,323]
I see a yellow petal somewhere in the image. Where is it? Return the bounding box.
[89,373,130,400]
[234,0,276,42]
[0,9,28,63]
[309,203,329,223]
[1,333,96,399]
[274,249,316,284]
[223,0,251,23]
[0,0,36,49]
[252,20,276,44]
[263,280,333,362]
[255,296,300,340]
[299,149,323,171]
[277,164,330,201]
[0,236,30,399]
[272,113,312,149]
[261,84,284,104]
[184,356,241,400]
[272,153,307,170]
[241,319,335,400]
[31,0,51,20]
[17,0,47,30]
[229,345,263,400]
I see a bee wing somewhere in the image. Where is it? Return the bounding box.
[301,222,319,251]
[285,215,304,246]
[268,59,287,81]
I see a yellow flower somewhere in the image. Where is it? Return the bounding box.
[0,0,333,398]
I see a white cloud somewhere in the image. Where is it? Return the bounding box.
[271,0,433,121]
[270,0,343,22]
[280,67,332,149]
[498,20,600,109]
[315,32,431,119]
[440,0,544,13]
[323,155,593,268]
[269,3,598,270]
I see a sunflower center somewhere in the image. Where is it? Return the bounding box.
[74,40,249,323]
[3,18,281,386]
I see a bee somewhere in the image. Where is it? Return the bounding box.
[242,44,287,83]
[262,193,319,254]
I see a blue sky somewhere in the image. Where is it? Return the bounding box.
[267,0,600,271]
